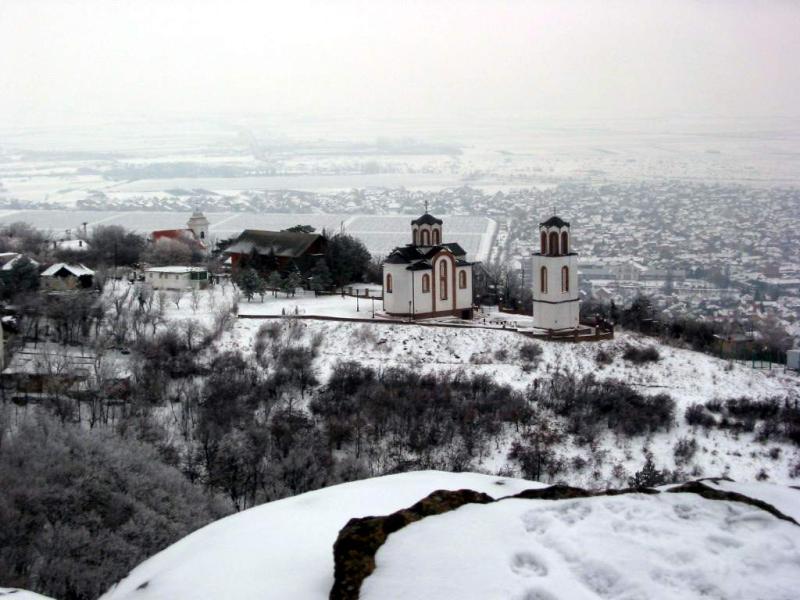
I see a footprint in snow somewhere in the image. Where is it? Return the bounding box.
[510,551,548,577]
[517,588,558,600]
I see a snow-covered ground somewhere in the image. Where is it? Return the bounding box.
[100,472,545,600]
[99,471,800,600]
[237,289,383,319]
[363,482,800,600]
[140,285,800,485]
[0,589,54,600]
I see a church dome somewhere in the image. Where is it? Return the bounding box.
[540,215,569,228]
[411,213,443,226]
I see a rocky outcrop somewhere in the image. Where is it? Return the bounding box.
[666,481,798,525]
[329,489,493,600]
[329,480,797,600]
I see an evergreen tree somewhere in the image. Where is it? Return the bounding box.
[285,224,315,234]
[1,256,40,300]
[628,453,668,488]
[309,259,333,291]
[325,233,371,287]
[267,271,284,297]
[286,271,303,297]
[236,268,264,302]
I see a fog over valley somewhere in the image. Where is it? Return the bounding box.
[2,2,800,600]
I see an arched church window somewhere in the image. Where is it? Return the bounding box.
[562,266,569,292]
[540,266,548,293]
[200,231,205,239]
[432,228,441,245]
[422,229,430,245]
[439,260,448,300]
[561,231,568,254]
[459,270,467,289]
[549,232,559,256]
[413,229,418,245]
[422,273,430,293]
[386,273,393,293]
[540,231,547,254]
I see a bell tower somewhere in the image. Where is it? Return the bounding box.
[187,210,210,242]
[411,209,443,247]
[532,215,580,331]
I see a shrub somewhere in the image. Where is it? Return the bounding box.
[685,403,716,428]
[622,345,661,364]
[547,374,675,439]
[519,342,543,363]
[595,348,613,366]
[673,437,698,466]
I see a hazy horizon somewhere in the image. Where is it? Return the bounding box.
[2,0,799,134]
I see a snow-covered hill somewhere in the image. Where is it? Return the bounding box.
[100,472,800,600]
[101,472,546,600]
[220,313,800,484]
[138,285,800,485]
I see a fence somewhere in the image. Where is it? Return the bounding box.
[237,312,613,342]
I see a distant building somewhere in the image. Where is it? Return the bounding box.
[382,212,474,319]
[713,332,755,358]
[53,239,90,253]
[144,266,209,291]
[2,342,130,398]
[40,263,95,291]
[151,210,210,252]
[531,216,580,331]
[224,230,327,273]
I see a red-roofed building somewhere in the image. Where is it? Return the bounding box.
[150,211,210,252]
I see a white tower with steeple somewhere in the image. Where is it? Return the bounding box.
[187,210,210,242]
[532,215,580,331]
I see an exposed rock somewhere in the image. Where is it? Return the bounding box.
[667,480,799,525]
[509,484,595,500]
[329,488,493,600]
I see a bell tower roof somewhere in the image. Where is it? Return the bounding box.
[540,215,569,228]
[411,213,443,226]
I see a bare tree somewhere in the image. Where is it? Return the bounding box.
[170,289,185,309]
[190,287,202,313]
[156,290,168,316]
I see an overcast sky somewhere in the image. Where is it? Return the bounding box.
[1,0,798,128]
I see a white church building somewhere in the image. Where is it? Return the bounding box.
[383,212,474,319]
[532,215,580,331]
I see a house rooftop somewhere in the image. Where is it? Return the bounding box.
[224,230,324,258]
[41,263,94,278]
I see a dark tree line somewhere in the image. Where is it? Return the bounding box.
[0,412,231,600]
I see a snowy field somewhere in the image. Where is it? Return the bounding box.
[98,471,800,600]
[152,286,800,485]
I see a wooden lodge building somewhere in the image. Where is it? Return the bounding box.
[224,229,327,274]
